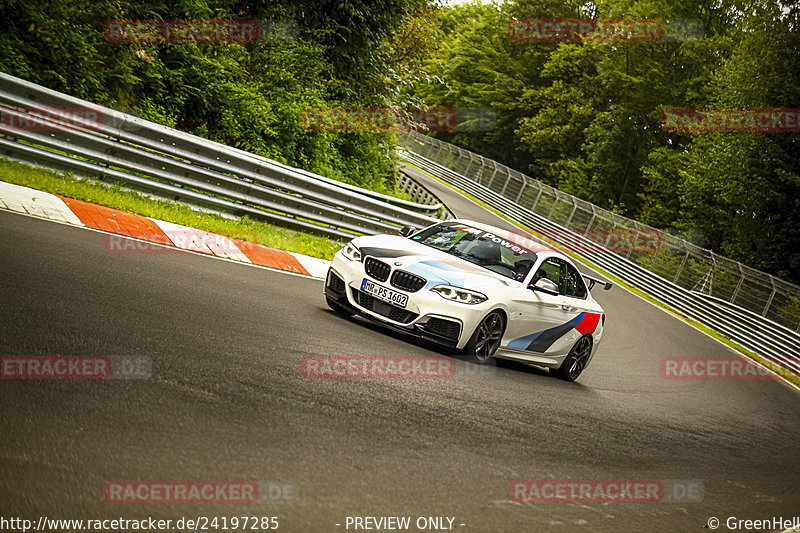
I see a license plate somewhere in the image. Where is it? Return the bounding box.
[361,279,408,308]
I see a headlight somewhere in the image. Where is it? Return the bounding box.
[341,242,362,262]
[430,284,487,305]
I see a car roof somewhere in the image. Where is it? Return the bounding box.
[448,218,560,256]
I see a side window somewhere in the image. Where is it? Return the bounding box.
[531,258,563,293]
[563,263,587,299]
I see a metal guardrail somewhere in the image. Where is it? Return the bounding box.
[400,144,800,381]
[397,170,453,219]
[399,130,800,334]
[1,72,794,379]
[0,72,444,241]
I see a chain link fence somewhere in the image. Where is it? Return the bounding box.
[399,130,800,333]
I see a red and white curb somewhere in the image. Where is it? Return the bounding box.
[0,181,331,279]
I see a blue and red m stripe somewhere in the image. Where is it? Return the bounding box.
[507,312,601,352]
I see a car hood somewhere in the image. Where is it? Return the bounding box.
[351,234,513,290]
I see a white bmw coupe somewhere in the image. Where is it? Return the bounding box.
[324,219,610,381]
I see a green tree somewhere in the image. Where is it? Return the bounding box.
[681,4,800,279]
[0,0,435,194]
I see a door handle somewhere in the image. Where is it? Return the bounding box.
[561,304,573,311]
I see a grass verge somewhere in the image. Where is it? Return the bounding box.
[403,161,800,388]
[0,158,342,260]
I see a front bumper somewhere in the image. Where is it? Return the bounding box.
[324,254,492,350]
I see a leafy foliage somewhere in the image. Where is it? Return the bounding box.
[0,0,435,195]
[410,0,800,283]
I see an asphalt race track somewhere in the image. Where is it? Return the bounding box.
[1,174,799,532]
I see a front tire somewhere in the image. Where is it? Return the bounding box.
[552,335,592,382]
[464,311,505,364]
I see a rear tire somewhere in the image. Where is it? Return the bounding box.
[552,335,592,382]
[326,296,352,318]
[464,311,505,364]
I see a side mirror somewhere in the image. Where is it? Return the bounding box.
[398,226,416,237]
[531,278,559,296]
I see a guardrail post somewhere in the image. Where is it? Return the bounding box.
[419,133,430,153]
[464,151,475,176]
[730,264,745,303]
[531,184,544,211]
[499,170,512,195]
[708,253,716,295]
[515,181,527,203]
[763,277,777,317]
[564,198,578,228]
[673,244,690,284]
[603,219,618,248]
[435,141,445,162]
[648,236,663,271]
[475,155,494,179]
[626,229,641,259]
[547,192,560,220]
[485,162,498,188]
[477,154,487,180]
[586,205,597,231]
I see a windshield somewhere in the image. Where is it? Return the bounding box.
[412,223,538,281]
